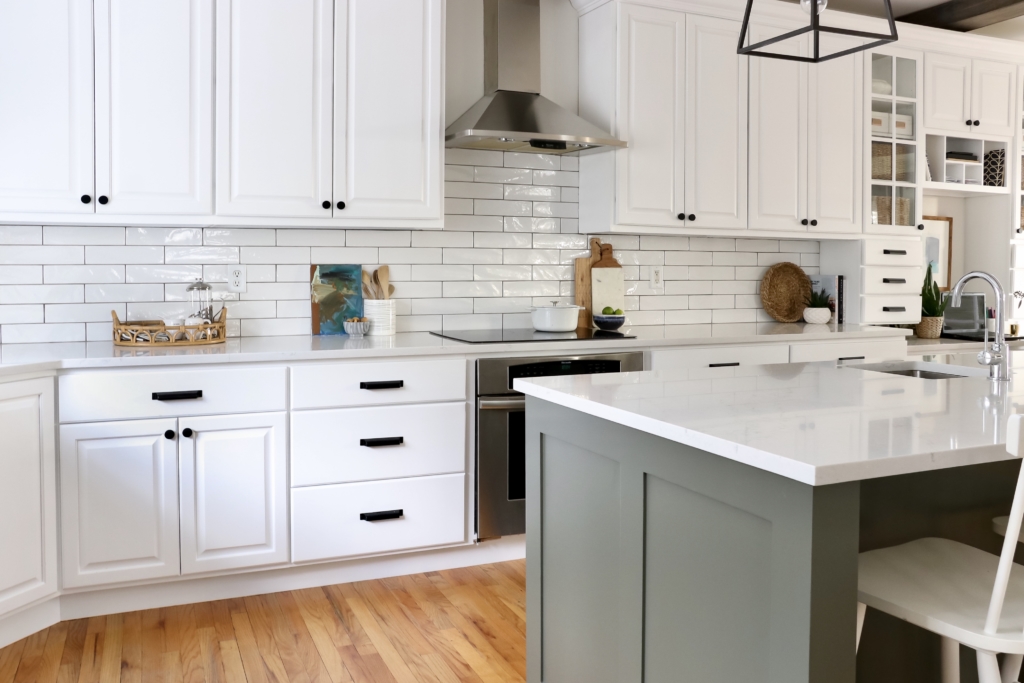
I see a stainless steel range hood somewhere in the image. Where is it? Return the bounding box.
[445,0,625,155]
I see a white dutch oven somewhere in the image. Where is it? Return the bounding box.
[530,302,582,332]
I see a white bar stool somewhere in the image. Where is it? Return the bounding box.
[856,413,1024,683]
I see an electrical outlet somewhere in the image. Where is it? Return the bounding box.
[649,266,664,291]
[228,265,247,293]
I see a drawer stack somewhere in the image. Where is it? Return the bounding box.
[290,359,468,563]
[859,239,923,325]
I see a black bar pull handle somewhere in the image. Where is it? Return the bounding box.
[360,380,404,390]
[882,249,907,255]
[153,390,203,401]
[882,306,906,312]
[838,356,865,361]
[360,437,405,448]
[709,362,740,368]
[360,509,404,522]
[882,278,906,284]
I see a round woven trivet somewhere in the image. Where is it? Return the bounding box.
[760,262,811,323]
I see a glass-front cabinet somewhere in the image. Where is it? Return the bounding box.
[866,48,924,235]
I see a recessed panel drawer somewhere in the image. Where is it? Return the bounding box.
[58,366,287,423]
[291,474,466,562]
[861,266,923,295]
[291,402,466,486]
[862,239,923,267]
[789,339,906,364]
[650,344,790,371]
[292,359,466,409]
[861,295,922,324]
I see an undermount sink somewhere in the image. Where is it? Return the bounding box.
[849,360,989,380]
[876,369,972,380]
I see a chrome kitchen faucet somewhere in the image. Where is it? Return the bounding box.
[950,271,1010,381]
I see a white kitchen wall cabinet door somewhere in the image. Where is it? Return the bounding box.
[923,53,972,134]
[178,412,288,575]
[0,379,57,618]
[971,59,1016,138]
[0,1,94,213]
[683,15,747,230]
[748,26,807,232]
[60,419,181,588]
[614,3,686,229]
[807,38,862,234]
[215,0,334,217]
[94,0,214,215]
[333,0,443,220]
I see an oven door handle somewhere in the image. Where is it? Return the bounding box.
[478,397,527,411]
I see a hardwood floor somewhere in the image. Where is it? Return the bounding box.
[0,561,526,683]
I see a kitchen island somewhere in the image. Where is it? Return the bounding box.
[516,356,1024,683]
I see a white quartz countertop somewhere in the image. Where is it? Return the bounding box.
[0,323,907,376]
[515,352,1024,487]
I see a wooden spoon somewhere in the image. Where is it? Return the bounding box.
[388,284,395,298]
[372,269,382,299]
[361,270,376,300]
[377,265,390,300]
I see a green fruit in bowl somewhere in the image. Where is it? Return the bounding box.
[602,306,614,315]
[614,309,624,315]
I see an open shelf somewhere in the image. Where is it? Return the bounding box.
[924,134,1009,194]
[922,181,1010,198]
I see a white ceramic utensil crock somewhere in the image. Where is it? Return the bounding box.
[530,302,582,332]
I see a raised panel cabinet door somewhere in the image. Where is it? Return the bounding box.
[60,418,181,588]
[614,3,685,228]
[179,412,288,575]
[94,0,214,215]
[684,14,747,230]
[748,25,807,232]
[0,0,94,213]
[923,53,971,134]
[808,39,862,234]
[971,59,1016,138]
[215,0,334,217]
[0,379,57,618]
[334,0,443,219]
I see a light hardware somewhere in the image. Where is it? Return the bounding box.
[738,0,897,64]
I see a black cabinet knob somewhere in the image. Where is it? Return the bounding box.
[677,213,686,220]
[98,195,108,205]
[918,224,924,230]
[80,194,91,204]
[801,219,809,226]
[182,428,194,438]
[322,200,331,209]
[337,201,346,210]
[164,430,175,440]
[810,219,818,226]
[966,120,973,126]
[974,120,981,127]
[687,214,696,222]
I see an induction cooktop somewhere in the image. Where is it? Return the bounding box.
[429,328,636,344]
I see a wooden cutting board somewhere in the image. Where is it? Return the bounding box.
[575,238,602,329]
[590,243,624,317]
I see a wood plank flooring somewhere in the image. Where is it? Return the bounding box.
[0,560,526,683]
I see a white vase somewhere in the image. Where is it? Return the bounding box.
[364,299,397,336]
[803,307,832,325]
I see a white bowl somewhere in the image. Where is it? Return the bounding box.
[530,302,582,332]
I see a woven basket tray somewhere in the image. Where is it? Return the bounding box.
[760,262,811,323]
[112,308,227,346]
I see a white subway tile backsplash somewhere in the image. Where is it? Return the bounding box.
[445,149,503,167]
[240,283,310,301]
[473,297,532,314]
[443,281,502,298]
[378,248,442,264]
[411,298,473,315]
[396,315,442,332]
[125,264,203,283]
[86,322,114,342]
[392,282,443,298]
[443,248,502,265]
[87,246,163,264]
[532,265,573,281]
[665,310,713,325]
[504,185,559,201]
[444,198,475,215]
[712,252,757,266]
[443,215,504,232]
[445,164,474,182]
[412,231,473,248]
[666,281,713,295]
[45,265,124,284]
[310,247,379,263]
[445,182,503,199]
[0,226,42,245]
[474,167,532,185]
[640,236,689,251]
[346,231,412,248]
[276,265,313,282]
[474,264,532,281]
[274,300,309,318]
[127,227,203,246]
[532,170,579,187]
[2,323,85,344]
[0,285,83,304]
[690,237,736,252]
[736,239,780,253]
[411,265,474,281]
[640,296,689,310]
[475,200,532,216]
[560,187,579,203]
[165,246,238,264]
[559,156,579,171]
[779,240,819,253]
[85,284,164,303]
[689,267,735,281]
[533,202,578,218]
[0,246,83,265]
[45,303,126,323]
[559,219,579,233]
[203,228,275,246]
[712,309,756,323]
[757,253,802,267]
[712,281,757,295]
[504,249,559,265]
[44,226,125,245]
[690,295,735,310]
[276,229,346,247]
[0,305,44,324]
[241,318,312,337]
[441,314,503,331]
[504,153,560,170]
[504,217,559,233]
[125,302,194,320]
[474,232,532,249]
[164,283,237,302]
[0,266,43,285]
[502,281,559,298]
[242,246,309,264]
[625,311,665,326]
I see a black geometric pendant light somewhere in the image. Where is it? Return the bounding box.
[738,0,898,63]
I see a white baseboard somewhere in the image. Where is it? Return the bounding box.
[59,535,525,621]
[0,597,61,650]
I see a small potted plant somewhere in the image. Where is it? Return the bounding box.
[803,288,832,325]
[915,264,947,339]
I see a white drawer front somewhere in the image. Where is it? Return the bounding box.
[789,339,906,364]
[650,344,790,371]
[292,402,466,487]
[292,359,466,409]
[862,239,923,267]
[861,295,922,324]
[59,366,287,423]
[291,474,466,562]
[861,266,923,295]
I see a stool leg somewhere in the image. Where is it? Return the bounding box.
[856,603,867,653]
[979,651,1002,683]
[941,638,961,683]
[1001,653,1022,683]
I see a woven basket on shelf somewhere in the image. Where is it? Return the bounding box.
[112,309,227,346]
[872,196,911,226]
[871,144,892,180]
[760,262,811,323]
[914,316,943,340]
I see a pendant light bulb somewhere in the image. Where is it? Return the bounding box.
[800,0,828,15]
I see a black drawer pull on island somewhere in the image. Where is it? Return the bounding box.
[360,380,404,390]
[152,390,203,401]
[360,437,405,448]
[360,509,404,522]
[708,362,740,368]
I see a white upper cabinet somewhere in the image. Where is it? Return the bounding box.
[924,53,1016,137]
[333,0,443,220]
[216,0,334,217]
[60,419,181,588]
[179,412,289,575]
[0,379,57,618]
[0,1,94,213]
[95,0,214,215]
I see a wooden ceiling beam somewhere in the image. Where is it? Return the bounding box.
[897,0,1024,31]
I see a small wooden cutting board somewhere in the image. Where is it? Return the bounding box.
[575,238,602,329]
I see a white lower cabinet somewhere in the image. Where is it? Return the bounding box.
[291,473,466,563]
[649,344,790,371]
[179,412,288,575]
[60,418,181,588]
[0,379,57,617]
[789,339,906,364]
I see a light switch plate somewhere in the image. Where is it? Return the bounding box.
[228,265,247,293]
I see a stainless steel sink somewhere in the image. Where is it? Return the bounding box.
[877,369,971,380]
[849,360,987,380]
